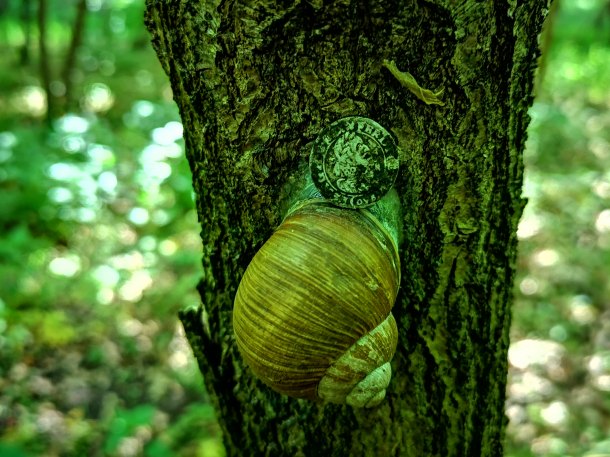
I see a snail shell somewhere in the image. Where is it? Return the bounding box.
[233,197,400,407]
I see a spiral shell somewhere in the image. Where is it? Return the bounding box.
[233,199,400,407]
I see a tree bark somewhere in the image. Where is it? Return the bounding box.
[144,1,551,456]
[61,0,88,111]
[38,0,55,125]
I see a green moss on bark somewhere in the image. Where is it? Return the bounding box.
[146,0,552,455]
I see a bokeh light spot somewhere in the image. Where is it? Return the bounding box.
[128,208,150,226]
[509,339,565,370]
[56,114,90,134]
[519,277,539,295]
[49,255,82,277]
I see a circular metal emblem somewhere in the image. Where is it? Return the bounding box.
[309,116,399,208]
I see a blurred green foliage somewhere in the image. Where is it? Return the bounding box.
[0,0,609,456]
[0,0,224,456]
[507,0,610,456]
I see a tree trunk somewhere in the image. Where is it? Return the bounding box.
[144,1,550,456]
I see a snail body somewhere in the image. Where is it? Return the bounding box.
[233,116,402,407]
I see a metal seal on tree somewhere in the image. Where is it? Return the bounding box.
[309,116,399,209]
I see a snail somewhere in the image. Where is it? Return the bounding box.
[233,117,402,407]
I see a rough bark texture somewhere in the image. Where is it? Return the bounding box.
[144,1,550,456]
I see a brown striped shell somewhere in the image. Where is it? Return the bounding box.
[233,201,400,407]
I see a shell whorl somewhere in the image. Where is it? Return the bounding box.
[233,200,400,405]
[318,313,398,407]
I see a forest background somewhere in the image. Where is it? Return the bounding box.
[0,0,609,456]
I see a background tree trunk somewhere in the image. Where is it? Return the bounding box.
[145,1,551,456]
